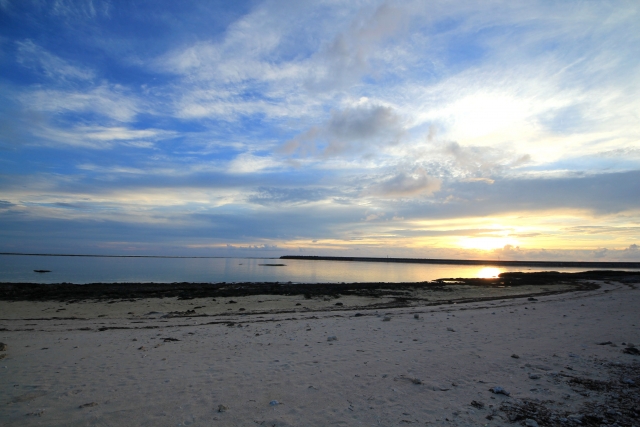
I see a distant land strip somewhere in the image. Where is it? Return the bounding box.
[280,255,640,269]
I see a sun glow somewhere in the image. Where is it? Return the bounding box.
[477,267,502,278]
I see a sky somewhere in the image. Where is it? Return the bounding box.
[0,0,639,261]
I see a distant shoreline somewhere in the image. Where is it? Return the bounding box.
[280,255,640,269]
[2,252,639,269]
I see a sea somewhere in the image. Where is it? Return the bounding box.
[1,254,634,284]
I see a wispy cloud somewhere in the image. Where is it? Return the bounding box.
[16,40,95,81]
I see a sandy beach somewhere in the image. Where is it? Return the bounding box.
[0,274,638,426]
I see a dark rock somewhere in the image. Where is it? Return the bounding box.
[597,341,613,345]
[622,347,639,355]
[79,402,98,408]
[511,354,520,359]
[470,400,485,409]
[335,302,343,306]
[33,270,51,273]
[218,404,228,412]
[0,342,7,351]
[489,386,510,396]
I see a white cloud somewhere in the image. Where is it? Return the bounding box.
[16,40,95,81]
[29,125,169,149]
[305,2,407,91]
[227,153,279,174]
[20,84,139,122]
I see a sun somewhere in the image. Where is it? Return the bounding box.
[477,267,502,278]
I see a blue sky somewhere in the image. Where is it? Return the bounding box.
[0,0,639,260]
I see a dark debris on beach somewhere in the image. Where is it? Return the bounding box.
[0,271,637,303]
[499,360,640,427]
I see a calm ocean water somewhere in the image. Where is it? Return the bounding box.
[0,254,630,284]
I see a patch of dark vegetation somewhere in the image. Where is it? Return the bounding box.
[499,361,639,427]
[0,271,636,303]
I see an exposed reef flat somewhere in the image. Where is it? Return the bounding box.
[0,271,637,319]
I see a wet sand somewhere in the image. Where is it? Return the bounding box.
[0,271,638,426]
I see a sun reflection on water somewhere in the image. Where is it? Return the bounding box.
[477,267,501,278]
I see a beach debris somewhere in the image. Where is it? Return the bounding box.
[447,327,456,332]
[11,391,48,403]
[354,313,364,317]
[524,419,539,427]
[79,402,98,408]
[395,375,422,384]
[137,346,146,351]
[489,386,510,396]
[217,404,228,412]
[33,270,51,273]
[528,373,541,380]
[597,341,613,345]
[0,342,7,351]
[269,400,279,406]
[414,314,420,319]
[26,409,45,417]
[527,297,538,301]
[567,414,583,423]
[383,316,391,321]
[228,300,237,304]
[470,400,485,409]
[163,338,180,342]
[511,354,520,359]
[327,336,338,342]
[623,347,639,355]
[335,302,343,306]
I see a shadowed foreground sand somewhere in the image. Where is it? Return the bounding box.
[0,278,638,426]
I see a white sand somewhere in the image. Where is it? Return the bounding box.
[0,280,638,426]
